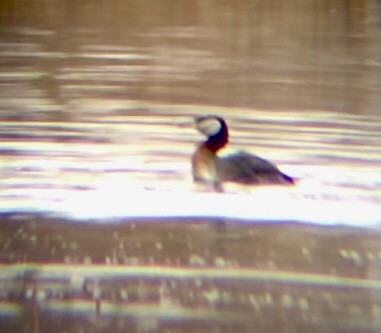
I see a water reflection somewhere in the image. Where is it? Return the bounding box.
[0,104,380,223]
[0,0,380,239]
[1,0,380,112]
[1,1,381,332]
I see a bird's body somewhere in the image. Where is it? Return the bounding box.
[192,115,294,190]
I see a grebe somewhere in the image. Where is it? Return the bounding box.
[192,115,294,191]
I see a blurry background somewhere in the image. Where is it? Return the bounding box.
[0,1,381,332]
[1,0,380,111]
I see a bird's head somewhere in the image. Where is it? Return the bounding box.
[194,115,229,152]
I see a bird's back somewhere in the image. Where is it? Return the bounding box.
[217,151,293,184]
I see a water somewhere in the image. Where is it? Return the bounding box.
[0,1,381,332]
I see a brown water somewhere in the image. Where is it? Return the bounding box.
[0,1,381,332]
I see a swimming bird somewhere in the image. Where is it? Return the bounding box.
[191,115,294,191]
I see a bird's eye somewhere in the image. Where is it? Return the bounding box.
[196,118,222,136]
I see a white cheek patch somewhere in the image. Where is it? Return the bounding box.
[196,118,222,136]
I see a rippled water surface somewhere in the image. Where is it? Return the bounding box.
[0,1,381,332]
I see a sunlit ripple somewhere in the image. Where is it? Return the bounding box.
[50,187,381,226]
[0,102,380,226]
[1,170,380,226]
